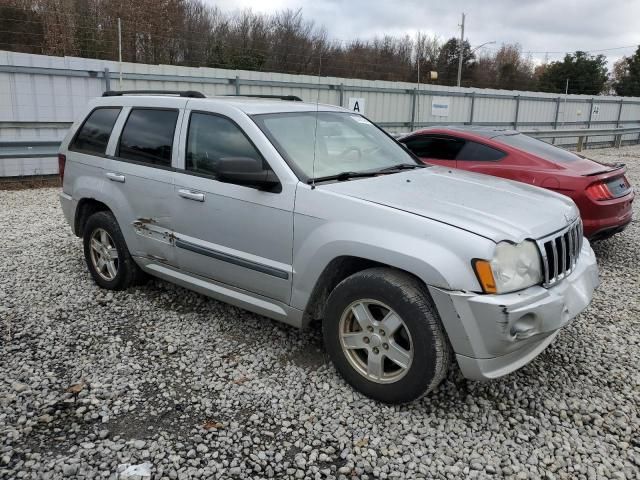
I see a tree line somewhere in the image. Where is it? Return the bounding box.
[1,0,639,96]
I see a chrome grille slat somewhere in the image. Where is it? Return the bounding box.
[560,234,567,278]
[568,228,574,273]
[551,239,558,280]
[537,219,583,288]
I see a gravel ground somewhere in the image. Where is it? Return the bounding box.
[1,145,639,480]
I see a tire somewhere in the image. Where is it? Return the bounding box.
[323,267,451,404]
[83,211,145,290]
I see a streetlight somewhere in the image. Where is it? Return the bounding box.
[471,41,496,55]
[457,40,496,87]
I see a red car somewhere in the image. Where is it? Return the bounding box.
[399,127,634,240]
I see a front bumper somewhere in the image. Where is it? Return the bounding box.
[429,240,599,381]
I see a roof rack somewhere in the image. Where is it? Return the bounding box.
[102,90,206,98]
[226,94,303,102]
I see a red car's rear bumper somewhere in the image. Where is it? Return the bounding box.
[580,190,634,240]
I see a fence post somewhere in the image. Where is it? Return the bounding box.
[339,83,344,107]
[410,89,417,131]
[513,95,520,130]
[585,98,595,148]
[468,92,475,125]
[551,96,561,144]
[103,68,111,92]
[616,98,623,128]
[234,76,240,95]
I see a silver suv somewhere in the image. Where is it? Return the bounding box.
[58,91,600,403]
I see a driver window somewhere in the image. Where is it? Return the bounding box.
[405,136,464,160]
[186,112,267,178]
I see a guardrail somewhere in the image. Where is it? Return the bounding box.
[0,140,63,159]
[521,126,640,151]
[1,126,639,166]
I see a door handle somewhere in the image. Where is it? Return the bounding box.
[106,172,125,183]
[178,189,205,202]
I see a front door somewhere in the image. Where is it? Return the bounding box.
[172,111,294,304]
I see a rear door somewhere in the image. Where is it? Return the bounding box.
[104,104,184,265]
[401,134,464,167]
[171,109,295,304]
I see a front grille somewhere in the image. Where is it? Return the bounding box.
[537,219,583,287]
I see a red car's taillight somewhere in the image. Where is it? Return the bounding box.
[585,180,613,201]
[586,175,632,201]
[58,154,66,182]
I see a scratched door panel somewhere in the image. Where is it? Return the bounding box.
[103,159,177,265]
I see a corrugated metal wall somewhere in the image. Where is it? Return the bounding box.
[2,50,640,176]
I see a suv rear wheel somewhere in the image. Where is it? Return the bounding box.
[323,268,451,403]
[83,211,144,290]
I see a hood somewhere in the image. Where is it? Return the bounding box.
[320,166,579,243]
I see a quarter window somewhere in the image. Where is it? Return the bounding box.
[71,107,121,155]
[456,141,505,161]
[186,112,265,178]
[117,109,178,167]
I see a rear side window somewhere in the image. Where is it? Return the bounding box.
[117,109,179,167]
[186,112,265,178]
[494,133,579,162]
[71,107,121,155]
[456,141,505,161]
[403,136,464,160]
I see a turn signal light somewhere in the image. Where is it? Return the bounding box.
[472,259,497,294]
[58,154,66,182]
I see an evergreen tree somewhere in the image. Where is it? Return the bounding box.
[614,46,640,97]
[537,51,608,95]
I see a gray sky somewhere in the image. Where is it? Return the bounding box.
[205,0,640,67]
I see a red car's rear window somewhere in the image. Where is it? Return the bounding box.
[494,133,579,163]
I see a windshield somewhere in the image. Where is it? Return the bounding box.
[494,133,579,163]
[252,111,418,180]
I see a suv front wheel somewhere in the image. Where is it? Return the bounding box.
[323,268,451,403]
[83,211,144,290]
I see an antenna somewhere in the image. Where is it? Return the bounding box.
[310,52,322,190]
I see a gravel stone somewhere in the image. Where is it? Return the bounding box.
[1,145,639,479]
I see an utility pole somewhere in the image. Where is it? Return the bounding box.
[416,33,421,122]
[118,18,123,90]
[456,12,465,87]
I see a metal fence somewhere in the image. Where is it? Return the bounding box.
[2,50,640,177]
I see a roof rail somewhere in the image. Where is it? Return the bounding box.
[102,90,206,98]
[226,94,303,102]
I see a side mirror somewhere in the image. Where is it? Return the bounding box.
[217,157,280,191]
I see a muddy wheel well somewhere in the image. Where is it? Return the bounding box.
[304,256,392,324]
[75,199,111,237]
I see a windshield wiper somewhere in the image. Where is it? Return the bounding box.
[375,163,427,173]
[307,171,380,184]
[308,164,426,184]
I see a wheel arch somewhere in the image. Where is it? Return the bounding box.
[302,256,430,325]
[75,198,112,237]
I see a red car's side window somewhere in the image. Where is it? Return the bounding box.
[456,141,506,161]
[404,136,464,160]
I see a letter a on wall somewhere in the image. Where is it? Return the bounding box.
[348,97,366,114]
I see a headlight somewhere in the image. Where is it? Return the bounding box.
[473,241,543,294]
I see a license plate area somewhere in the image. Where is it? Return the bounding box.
[606,176,631,198]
